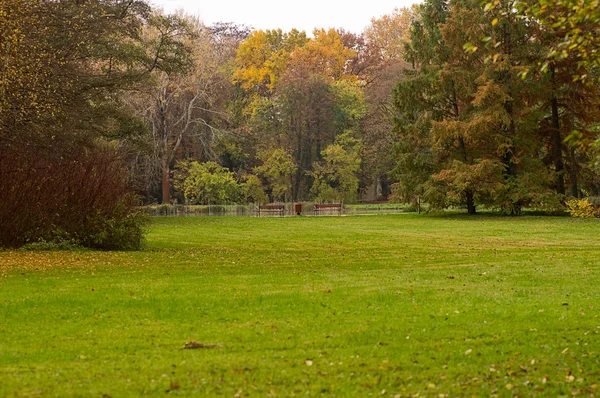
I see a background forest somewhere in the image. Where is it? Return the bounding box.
[1,0,599,248]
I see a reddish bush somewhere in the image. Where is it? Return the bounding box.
[0,140,147,249]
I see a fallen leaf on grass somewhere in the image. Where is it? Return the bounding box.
[165,381,180,393]
[181,341,222,350]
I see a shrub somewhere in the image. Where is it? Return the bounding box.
[174,161,242,205]
[0,142,147,250]
[565,198,600,218]
[20,238,83,252]
[81,195,149,250]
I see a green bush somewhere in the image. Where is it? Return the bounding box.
[174,161,242,205]
[20,237,83,251]
[81,196,150,250]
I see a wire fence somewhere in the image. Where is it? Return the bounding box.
[141,203,415,217]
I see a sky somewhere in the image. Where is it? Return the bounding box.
[149,0,420,34]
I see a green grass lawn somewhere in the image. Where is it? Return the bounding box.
[1,214,599,397]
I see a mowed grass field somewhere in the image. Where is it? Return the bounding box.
[1,214,599,397]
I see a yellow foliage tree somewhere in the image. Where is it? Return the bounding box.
[289,29,356,81]
[364,7,414,62]
[232,29,308,93]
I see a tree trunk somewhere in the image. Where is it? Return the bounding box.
[451,81,475,215]
[568,85,579,197]
[293,128,302,201]
[466,190,476,215]
[161,156,170,204]
[550,65,565,195]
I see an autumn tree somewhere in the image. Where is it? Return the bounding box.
[275,73,337,199]
[232,28,365,201]
[311,133,362,203]
[363,7,414,63]
[126,14,243,204]
[360,8,414,199]
[394,0,485,213]
[0,0,175,248]
[393,0,565,214]
[480,1,600,183]
[241,174,268,204]
[471,1,565,213]
[254,148,297,202]
[506,0,600,76]
[232,29,308,95]
[537,48,600,198]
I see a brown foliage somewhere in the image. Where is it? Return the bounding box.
[0,141,144,249]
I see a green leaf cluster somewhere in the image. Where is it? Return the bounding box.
[174,161,242,205]
[311,134,362,203]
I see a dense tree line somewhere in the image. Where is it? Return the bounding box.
[393,0,600,214]
[1,0,599,248]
